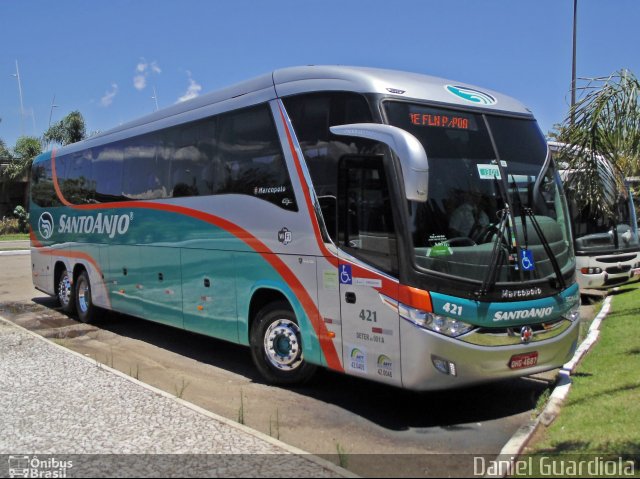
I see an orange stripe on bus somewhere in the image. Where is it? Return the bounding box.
[47,155,343,370]
[276,102,340,268]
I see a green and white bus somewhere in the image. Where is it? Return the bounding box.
[550,141,640,290]
[30,66,580,390]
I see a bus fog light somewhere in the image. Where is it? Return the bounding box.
[432,356,457,376]
[564,305,580,322]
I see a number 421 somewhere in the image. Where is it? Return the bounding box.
[442,302,463,316]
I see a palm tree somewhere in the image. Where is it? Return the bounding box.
[5,136,43,209]
[4,136,41,181]
[554,69,640,220]
[43,110,87,147]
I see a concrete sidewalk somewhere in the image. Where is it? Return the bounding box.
[0,239,29,250]
[0,318,352,477]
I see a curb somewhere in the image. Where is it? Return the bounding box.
[486,296,613,478]
[0,249,30,255]
[0,315,358,478]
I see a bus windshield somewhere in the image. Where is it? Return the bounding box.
[384,102,575,284]
[571,190,639,253]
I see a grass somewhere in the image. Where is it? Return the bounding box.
[532,386,553,419]
[269,408,280,440]
[174,378,190,399]
[336,442,349,469]
[0,233,29,241]
[521,283,640,472]
[237,390,246,425]
[129,363,140,380]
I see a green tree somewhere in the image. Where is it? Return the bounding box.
[0,118,12,168]
[0,138,11,164]
[43,110,87,147]
[4,136,42,212]
[554,69,640,220]
[5,136,42,181]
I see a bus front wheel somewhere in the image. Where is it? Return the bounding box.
[250,302,316,385]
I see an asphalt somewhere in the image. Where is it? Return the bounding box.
[0,240,29,250]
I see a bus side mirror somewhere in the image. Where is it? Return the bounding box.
[330,123,429,202]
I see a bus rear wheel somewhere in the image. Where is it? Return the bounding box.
[57,268,76,315]
[75,270,100,323]
[250,302,316,385]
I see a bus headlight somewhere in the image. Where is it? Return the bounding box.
[580,267,603,275]
[399,304,475,338]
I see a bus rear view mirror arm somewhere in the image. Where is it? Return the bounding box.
[330,123,429,202]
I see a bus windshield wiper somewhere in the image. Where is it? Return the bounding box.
[510,174,566,291]
[474,175,514,298]
[475,209,510,298]
[522,206,566,290]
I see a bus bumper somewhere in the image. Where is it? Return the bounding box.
[576,254,640,290]
[399,317,580,391]
[578,270,636,290]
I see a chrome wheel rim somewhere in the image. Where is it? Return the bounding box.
[58,273,72,307]
[77,276,90,314]
[263,319,303,371]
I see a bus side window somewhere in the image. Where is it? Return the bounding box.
[282,92,375,241]
[59,151,95,204]
[93,144,125,202]
[217,104,297,210]
[31,158,60,207]
[122,134,166,200]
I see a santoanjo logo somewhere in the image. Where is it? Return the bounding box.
[38,212,54,240]
[58,212,133,238]
[493,307,554,322]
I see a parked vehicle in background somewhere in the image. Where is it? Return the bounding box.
[551,141,640,290]
[29,66,580,391]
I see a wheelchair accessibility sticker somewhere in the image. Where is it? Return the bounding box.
[339,264,383,288]
[340,264,353,285]
[521,249,535,271]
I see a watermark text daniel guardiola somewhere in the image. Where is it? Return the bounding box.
[474,456,636,477]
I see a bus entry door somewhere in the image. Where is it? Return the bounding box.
[337,156,402,387]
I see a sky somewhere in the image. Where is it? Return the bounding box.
[1,0,638,148]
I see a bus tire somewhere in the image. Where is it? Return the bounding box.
[250,302,316,385]
[75,270,100,323]
[57,268,76,315]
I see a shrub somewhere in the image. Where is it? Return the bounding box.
[13,205,29,233]
[0,217,21,235]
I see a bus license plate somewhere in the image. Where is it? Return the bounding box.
[509,352,538,370]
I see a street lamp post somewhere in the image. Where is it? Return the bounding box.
[151,86,159,112]
[11,60,25,136]
[570,0,578,125]
[48,94,59,128]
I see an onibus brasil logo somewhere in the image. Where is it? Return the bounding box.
[38,211,133,239]
[445,85,497,105]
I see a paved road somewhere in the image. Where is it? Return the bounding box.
[0,319,347,477]
[0,239,29,250]
[0,253,594,477]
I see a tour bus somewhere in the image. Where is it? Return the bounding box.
[550,142,640,290]
[30,66,580,391]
